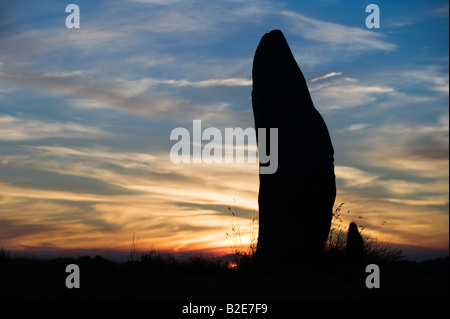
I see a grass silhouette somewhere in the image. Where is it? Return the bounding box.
[1,245,448,299]
[0,245,448,298]
[225,202,258,268]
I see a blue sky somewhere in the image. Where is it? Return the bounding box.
[0,0,448,260]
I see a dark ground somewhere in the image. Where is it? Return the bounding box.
[0,250,448,300]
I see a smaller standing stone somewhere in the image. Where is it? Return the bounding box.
[346,222,364,266]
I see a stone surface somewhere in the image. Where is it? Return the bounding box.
[252,30,336,261]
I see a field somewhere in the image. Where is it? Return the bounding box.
[1,248,448,300]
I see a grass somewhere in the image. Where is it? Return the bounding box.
[225,204,243,266]
[225,202,258,267]
[325,203,404,264]
[0,246,448,299]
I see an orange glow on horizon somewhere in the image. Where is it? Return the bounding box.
[0,152,447,260]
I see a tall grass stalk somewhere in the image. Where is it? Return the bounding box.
[326,202,350,251]
[128,232,140,262]
[249,210,258,256]
[226,204,243,265]
[225,203,259,268]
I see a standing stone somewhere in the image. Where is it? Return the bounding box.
[346,222,365,264]
[252,30,336,262]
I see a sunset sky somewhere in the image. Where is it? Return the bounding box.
[0,0,448,261]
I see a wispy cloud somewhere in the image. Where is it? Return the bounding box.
[17,146,259,202]
[0,71,242,122]
[115,77,252,92]
[336,165,379,188]
[157,78,252,88]
[310,77,395,111]
[0,145,259,251]
[335,164,448,212]
[0,219,61,241]
[311,72,342,83]
[0,115,108,141]
[345,123,370,131]
[402,66,449,93]
[282,11,397,52]
[350,115,449,179]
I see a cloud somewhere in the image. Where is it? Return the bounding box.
[402,66,449,93]
[0,219,60,241]
[29,145,156,171]
[0,189,130,250]
[0,181,111,203]
[157,78,252,88]
[359,115,449,178]
[438,3,449,13]
[380,179,449,197]
[345,123,369,131]
[2,145,259,211]
[0,71,182,115]
[20,143,443,245]
[0,28,123,64]
[336,162,448,211]
[0,115,108,141]
[282,11,397,52]
[103,0,275,38]
[115,77,252,93]
[310,72,342,83]
[0,143,259,252]
[0,71,241,122]
[310,77,395,111]
[335,165,379,188]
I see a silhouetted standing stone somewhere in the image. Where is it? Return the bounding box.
[252,30,336,262]
[346,222,365,264]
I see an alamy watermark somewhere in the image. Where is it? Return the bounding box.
[365,4,380,29]
[365,264,381,289]
[65,4,80,29]
[65,264,80,289]
[170,120,278,174]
